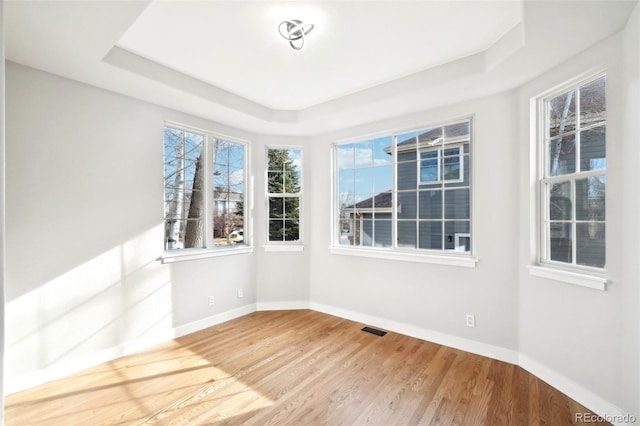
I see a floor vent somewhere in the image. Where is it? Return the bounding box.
[361,326,387,336]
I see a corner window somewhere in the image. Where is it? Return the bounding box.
[266,148,302,243]
[539,74,606,270]
[163,125,249,255]
[334,119,472,256]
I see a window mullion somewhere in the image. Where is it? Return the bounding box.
[203,135,214,249]
[392,135,398,249]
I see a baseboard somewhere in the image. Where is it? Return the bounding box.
[173,303,257,338]
[256,300,310,311]
[5,303,257,396]
[519,354,636,426]
[309,302,520,365]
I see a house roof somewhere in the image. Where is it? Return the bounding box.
[397,122,470,148]
[345,191,393,211]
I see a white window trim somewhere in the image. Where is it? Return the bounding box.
[532,71,607,287]
[527,265,607,291]
[161,246,254,263]
[161,123,252,263]
[264,145,304,247]
[330,246,477,267]
[331,117,475,263]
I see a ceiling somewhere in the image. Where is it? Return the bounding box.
[5,0,638,136]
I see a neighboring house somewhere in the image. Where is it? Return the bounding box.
[341,122,471,251]
[213,186,243,239]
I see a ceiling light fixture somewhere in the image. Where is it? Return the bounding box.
[278,19,314,50]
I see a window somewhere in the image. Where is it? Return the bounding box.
[420,146,463,183]
[266,148,302,243]
[334,119,472,257]
[163,125,248,255]
[539,74,606,270]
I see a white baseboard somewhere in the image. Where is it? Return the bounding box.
[256,300,310,311]
[519,354,636,426]
[173,303,257,338]
[309,302,519,365]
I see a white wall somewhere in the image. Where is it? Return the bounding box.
[254,135,311,307]
[4,62,260,392]
[308,91,521,356]
[517,21,639,419]
[0,0,6,422]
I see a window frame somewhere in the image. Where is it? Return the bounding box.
[531,72,608,288]
[419,144,464,184]
[162,122,252,263]
[331,117,476,267]
[264,146,304,251]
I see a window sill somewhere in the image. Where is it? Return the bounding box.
[263,244,305,253]
[161,246,253,264]
[527,265,607,291]
[330,246,477,268]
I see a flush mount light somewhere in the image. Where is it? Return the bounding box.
[278,19,314,50]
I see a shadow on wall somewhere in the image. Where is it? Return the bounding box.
[4,224,175,393]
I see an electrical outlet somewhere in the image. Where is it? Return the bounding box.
[465,314,476,328]
[237,288,244,298]
[208,296,215,306]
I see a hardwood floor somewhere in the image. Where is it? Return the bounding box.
[5,310,609,425]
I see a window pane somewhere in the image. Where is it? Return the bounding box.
[354,167,375,194]
[397,221,417,248]
[548,90,576,137]
[284,197,300,219]
[549,182,572,220]
[418,221,442,250]
[373,164,393,194]
[579,75,606,125]
[213,141,245,246]
[420,151,439,183]
[550,223,572,263]
[444,221,470,251]
[397,131,418,163]
[398,191,417,219]
[269,220,284,241]
[421,163,438,183]
[548,134,576,176]
[443,154,461,181]
[444,152,470,188]
[398,161,417,190]
[576,176,605,221]
[361,219,374,247]
[419,190,442,219]
[163,127,205,250]
[283,220,300,241]
[269,197,284,218]
[444,189,470,219]
[338,214,355,246]
[352,140,374,168]
[576,223,605,267]
[336,144,355,170]
[267,171,284,193]
[374,220,392,247]
[579,127,606,172]
[444,122,469,139]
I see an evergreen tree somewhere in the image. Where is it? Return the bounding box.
[267,149,301,241]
